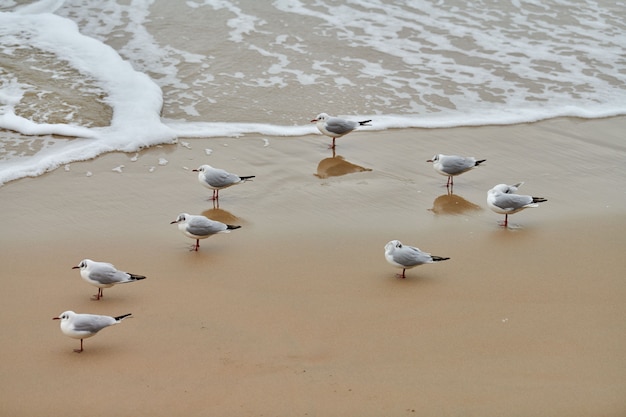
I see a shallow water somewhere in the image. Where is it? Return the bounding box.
[1,0,625,184]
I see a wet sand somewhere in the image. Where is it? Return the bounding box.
[1,117,625,416]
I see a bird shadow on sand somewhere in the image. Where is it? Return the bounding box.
[201,207,242,225]
[314,154,372,179]
[428,192,482,215]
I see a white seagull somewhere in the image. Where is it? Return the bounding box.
[53,310,132,353]
[170,213,241,251]
[487,183,547,227]
[311,113,371,149]
[192,164,255,201]
[73,259,146,300]
[384,240,450,279]
[427,154,486,187]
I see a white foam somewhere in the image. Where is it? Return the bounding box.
[0,9,176,184]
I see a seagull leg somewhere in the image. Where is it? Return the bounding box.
[73,339,84,353]
[91,288,103,301]
[503,214,509,227]
[195,239,200,251]
[329,137,336,149]
[396,269,407,279]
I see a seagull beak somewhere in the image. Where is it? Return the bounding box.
[192,169,198,172]
[310,119,317,123]
[52,317,60,320]
[72,266,79,269]
[170,220,177,224]
[426,159,433,162]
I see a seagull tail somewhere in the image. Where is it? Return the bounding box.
[114,313,132,322]
[431,256,450,262]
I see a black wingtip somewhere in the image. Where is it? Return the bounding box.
[129,274,147,281]
[533,197,548,203]
[227,225,242,230]
[432,256,450,262]
[359,120,372,126]
[115,313,132,321]
[475,159,486,166]
[240,175,255,181]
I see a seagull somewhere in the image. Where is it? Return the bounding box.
[427,154,486,187]
[170,213,241,251]
[193,164,255,201]
[311,113,371,149]
[52,311,132,353]
[73,259,146,300]
[487,183,547,227]
[384,240,450,279]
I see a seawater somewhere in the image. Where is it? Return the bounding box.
[1,0,625,185]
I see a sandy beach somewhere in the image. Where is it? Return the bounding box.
[1,116,625,416]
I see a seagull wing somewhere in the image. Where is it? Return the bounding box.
[88,263,126,285]
[187,216,227,236]
[72,314,116,334]
[493,193,534,210]
[394,246,431,267]
[440,156,474,175]
[205,168,240,188]
[325,117,358,135]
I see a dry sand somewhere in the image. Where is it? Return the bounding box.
[1,117,625,416]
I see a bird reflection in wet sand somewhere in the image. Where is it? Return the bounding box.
[315,154,372,179]
[429,192,482,215]
[201,207,241,226]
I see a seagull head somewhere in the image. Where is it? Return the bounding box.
[385,240,403,253]
[72,259,91,270]
[170,213,189,225]
[192,165,211,173]
[311,113,329,123]
[490,182,524,194]
[53,311,74,321]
